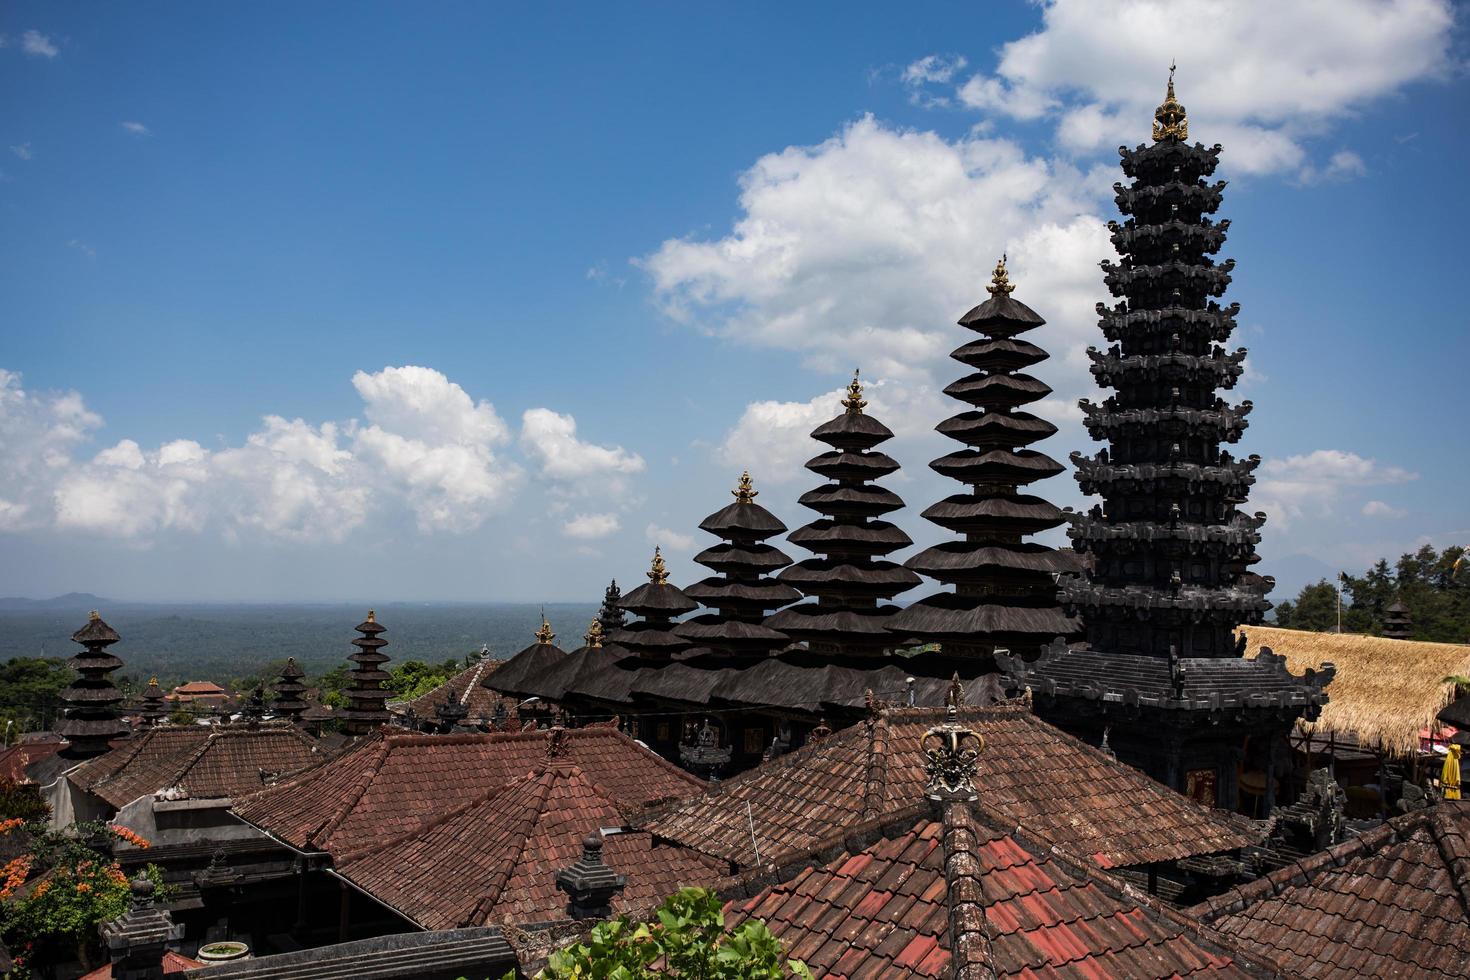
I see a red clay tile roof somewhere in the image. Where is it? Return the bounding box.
[398,659,518,727]
[1192,801,1470,978]
[173,681,228,695]
[80,950,202,977]
[232,726,704,857]
[724,801,1260,979]
[0,737,63,783]
[649,703,1258,870]
[336,760,724,929]
[70,725,324,808]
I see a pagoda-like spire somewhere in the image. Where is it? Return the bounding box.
[341,610,392,736]
[272,658,307,723]
[1060,71,1269,659]
[766,371,921,657]
[1382,599,1412,640]
[584,619,605,648]
[607,546,698,658]
[676,471,799,659]
[138,677,167,729]
[534,615,556,645]
[888,259,1080,666]
[597,579,627,636]
[58,611,130,757]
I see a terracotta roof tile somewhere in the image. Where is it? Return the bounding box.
[725,802,1257,979]
[1194,801,1470,978]
[335,760,724,928]
[233,726,703,856]
[650,704,1257,871]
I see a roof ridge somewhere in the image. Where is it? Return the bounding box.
[941,802,997,979]
[1427,804,1470,919]
[79,726,158,789]
[309,734,393,850]
[167,727,224,792]
[465,768,558,926]
[859,713,890,823]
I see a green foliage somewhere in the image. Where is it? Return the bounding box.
[385,659,460,701]
[523,887,812,979]
[0,657,70,738]
[0,779,51,824]
[0,821,170,974]
[1275,545,1470,642]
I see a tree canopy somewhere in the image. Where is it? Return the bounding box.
[1274,544,1469,642]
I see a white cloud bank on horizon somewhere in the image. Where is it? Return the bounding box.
[0,366,644,543]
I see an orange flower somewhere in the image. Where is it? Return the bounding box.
[0,817,23,835]
[32,881,50,898]
[76,882,91,894]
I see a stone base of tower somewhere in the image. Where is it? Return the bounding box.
[999,647,1332,812]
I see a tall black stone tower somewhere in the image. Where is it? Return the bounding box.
[1002,72,1333,811]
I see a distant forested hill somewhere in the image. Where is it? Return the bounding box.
[0,601,599,688]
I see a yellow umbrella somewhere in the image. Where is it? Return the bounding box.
[1443,744,1462,801]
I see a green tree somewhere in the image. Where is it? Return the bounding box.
[1276,546,1470,642]
[523,887,812,980]
[385,660,456,701]
[1274,580,1340,632]
[0,658,71,738]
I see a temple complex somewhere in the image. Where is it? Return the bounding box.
[1001,71,1332,810]
[766,372,921,659]
[888,260,1080,671]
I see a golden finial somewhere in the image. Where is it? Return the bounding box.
[841,369,867,415]
[366,609,376,624]
[534,615,555,645]
[733,470,758,504]
[149,676,158,686]
[1153,62,1188,142]
[584,619,604,648]
[647,546,669,586]
[986,254,1014,298]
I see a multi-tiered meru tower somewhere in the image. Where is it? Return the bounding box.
[1002,72,1332,811]
[767,374,920,658]
[888,259,1080,673]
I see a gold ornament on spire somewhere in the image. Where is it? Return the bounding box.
[366,609,376,624]
[647,546,669,586]
[1153,62,1188,142]
[88,609,100,622]
[987,254,1014,298]
[733,470,758,504]
[584,619,604,648]
[534,615,555,645]
[841,369,867,415]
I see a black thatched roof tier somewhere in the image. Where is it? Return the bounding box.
[605,624,688,655]
[929,448,1065,485]
[485,635,568,697]
[698,501,788,540]
[691,543,793,575]
[904,543,1081,583]
[58,612,130,756]
[673,617,792,651]
[786,520,912,555]
[804,450,901,482]
[951,337,1049,371]
[810,411,895,451]
[683,578,802,609]
[942,372,1052,410]
[796,485,905,518]
[618,581,699,618]
[935,411,1057,449]
[889,257,1080,666]
[766,372,919,660]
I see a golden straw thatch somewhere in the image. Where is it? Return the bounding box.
[1242,625,1470,757]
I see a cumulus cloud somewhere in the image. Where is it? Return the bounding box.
[645,522,697,552]
[21,30,58,58]
[642,115,1110,385]
[120,121,150,136]
[0,365,642,543]
[1361,500,1407,519]
[908,0,1454,177]
[1299,149,1369,185]
[563,512,621,539]
[9,143,31,161]
[520,408,645,489]
[1256,449,1417,529]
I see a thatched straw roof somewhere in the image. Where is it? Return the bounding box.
[1242,625,1470,757]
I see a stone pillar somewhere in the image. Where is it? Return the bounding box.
[555,835,627,920]
[100,876,182,980]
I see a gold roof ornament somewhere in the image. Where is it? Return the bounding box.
[584,619,604,648]
[1153,62,1189,142]
[534,615,555,645]
[366,609,376,624]
[841,369,867,415]
[89,609,100,622]
[733,470,758,504]
[647,546,670,586]
[987,254,1014,298]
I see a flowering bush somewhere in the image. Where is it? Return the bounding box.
[0,820,168,975]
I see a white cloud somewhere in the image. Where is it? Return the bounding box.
[0,370,103,531]
[1362,500,1406,519]
[645,522,697,552]
[563,512,620,539]
[1299,149,1369,185]
[902,55,969,106]
[1256,449,1417,529]
[21,30,58,58]
[520,408,644,482]
[9,143,31,160]
[910,0,1454,177]
[641,115,1109,384]
[120,121,150,136]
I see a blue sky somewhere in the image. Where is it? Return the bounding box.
[1,0,1466,603]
